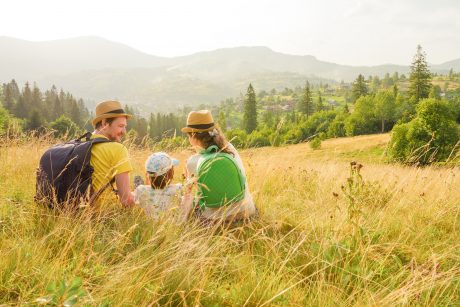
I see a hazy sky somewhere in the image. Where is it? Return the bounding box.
[2,0,459,66]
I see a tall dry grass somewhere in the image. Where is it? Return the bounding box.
[1,134,460,305]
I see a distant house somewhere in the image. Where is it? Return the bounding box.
[281,104,292,111]
[327,99,340,107]
[338,84,351,90]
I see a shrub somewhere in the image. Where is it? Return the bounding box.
[282,126,303,144]
[0,107,9,136]
[247,130,270,147]
[50,116,79,138]
[327,113,347,138]
[226,129,248,148]
[388,98,460,164]
[310,137,321,150]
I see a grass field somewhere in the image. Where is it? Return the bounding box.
[1,134,460,306]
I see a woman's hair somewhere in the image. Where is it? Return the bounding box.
[149,168,174,189]
[188,126,233,155]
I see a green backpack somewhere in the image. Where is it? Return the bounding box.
[196,145,246,208]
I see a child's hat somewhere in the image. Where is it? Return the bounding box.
[145,152,179,176]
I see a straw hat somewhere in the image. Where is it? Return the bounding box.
[92,100,132,127]
[181,110,215,133]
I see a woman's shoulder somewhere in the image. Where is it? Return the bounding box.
[187,153,202,162]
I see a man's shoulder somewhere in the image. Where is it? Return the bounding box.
[92,140,127,152]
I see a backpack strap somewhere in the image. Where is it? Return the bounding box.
[88,177,116,205]
[75,131,93,142]
[202,145,219,154]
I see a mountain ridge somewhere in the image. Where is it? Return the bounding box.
[1,36,458,111]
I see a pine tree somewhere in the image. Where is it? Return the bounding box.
[31,83,43,110]
[351,74,368,102]
[9,79,20,99]
[409,45,431,103]
[2,84,15,112]
[149,113,157,140]
[52,96,63,120]
[69,100,82,127]
[316,91,324,111]
[218,110,227,132]
[136,118,149,140]
[299,82,314,117]
[243,83,257,133]
[28,109,44,131]
[14,96,28,119]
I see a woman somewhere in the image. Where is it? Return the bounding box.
[181,110,257,223]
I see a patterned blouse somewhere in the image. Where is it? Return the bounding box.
[134,183,182,219]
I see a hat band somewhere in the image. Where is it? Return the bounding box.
[187,123,214,129]
[99,109,127,116]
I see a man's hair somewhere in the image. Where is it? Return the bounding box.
[149,168,174,189]
[95,117,116,130]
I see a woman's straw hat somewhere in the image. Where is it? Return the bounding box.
[181,110,215,133]
[92,100,132,127]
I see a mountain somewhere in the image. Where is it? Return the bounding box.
[170,46,411,81]
[0,36,458,112]
[0,36,168,81]
[432,58,460,71]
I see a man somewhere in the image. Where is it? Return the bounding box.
[90,100,135,207]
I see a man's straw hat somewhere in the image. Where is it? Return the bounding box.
[181,110,215,133]
[92,100,132,127]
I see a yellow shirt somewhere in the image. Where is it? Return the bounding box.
[90,134,133,192]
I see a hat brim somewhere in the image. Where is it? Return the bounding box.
[181,126,214,133]
[92,113,133,127]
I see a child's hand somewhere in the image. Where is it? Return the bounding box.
[134,175,144,188]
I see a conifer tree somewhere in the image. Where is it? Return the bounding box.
[409,45,431,103]
[393,83,398,98]
[149,113,157,140]
[243,83,257,133]
[218,110,227,132]
[2,84,15,112]
[299,82,314,117]
[28,109,44,131]
[31,83,42,110]
[351,74,368,102]
[14,96,28,119]
[316,91,324,111]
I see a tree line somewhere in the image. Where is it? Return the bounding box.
[0,45,458,164]
[0,80,89,135]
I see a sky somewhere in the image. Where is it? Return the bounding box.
[1,0,459,66]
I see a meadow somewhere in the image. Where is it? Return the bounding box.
[1,134,460,306]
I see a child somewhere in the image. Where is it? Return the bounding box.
[134,152,182,219]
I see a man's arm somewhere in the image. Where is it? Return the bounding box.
[115,171,134,207]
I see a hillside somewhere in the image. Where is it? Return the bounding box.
[2,36,459,110]
[0,36,168,81]
[2,133,460,305]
